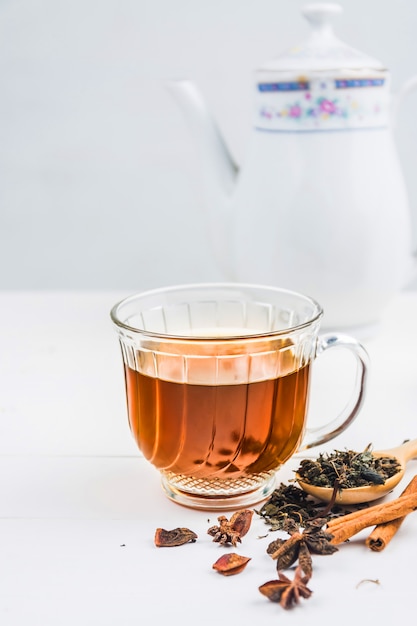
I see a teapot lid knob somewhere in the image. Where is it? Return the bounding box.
[258,2,384,73]
[302,3,342,37]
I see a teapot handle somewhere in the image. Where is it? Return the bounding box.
[392,74,417,129]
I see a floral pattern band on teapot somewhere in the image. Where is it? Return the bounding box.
[254,4,389,132]
[256,77,388,131]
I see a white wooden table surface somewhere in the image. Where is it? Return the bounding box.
[1,290,417,625]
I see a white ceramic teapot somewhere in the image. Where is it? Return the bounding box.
[169,3,417,332]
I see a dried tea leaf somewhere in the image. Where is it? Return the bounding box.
[212,553,251,576]
[154,527,198,547]
[257,483,328,530]
[296,446,401,490]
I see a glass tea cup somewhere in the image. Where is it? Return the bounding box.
[110,283,369,511]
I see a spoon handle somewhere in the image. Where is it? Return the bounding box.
[389,438,417,463]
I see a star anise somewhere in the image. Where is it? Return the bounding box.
[259,566,313,610]
[266,518,337,577]
[207,510,253,546]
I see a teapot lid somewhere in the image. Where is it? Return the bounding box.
[259,3,385,74]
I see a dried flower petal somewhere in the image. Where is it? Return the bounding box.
[154,527,198,547]
[212,553,251,576]
[229,510,254,538]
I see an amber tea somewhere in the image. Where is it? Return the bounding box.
[124,359,310,479]
[111,283,369,510]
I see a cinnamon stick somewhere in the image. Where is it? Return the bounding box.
[365,475,417,551]
[326,481,416,533]
[326,491,417,544]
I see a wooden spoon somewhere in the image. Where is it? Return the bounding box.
[296,439,417,505]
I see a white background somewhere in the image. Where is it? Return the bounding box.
[1,0,417,291]
[2,4,417,618]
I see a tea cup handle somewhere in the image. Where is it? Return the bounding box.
[299,333,370,450]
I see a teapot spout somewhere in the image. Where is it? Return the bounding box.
[167,80,238,276]
[167,80,238,198]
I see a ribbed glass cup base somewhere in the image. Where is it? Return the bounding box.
[160,470,277,511]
